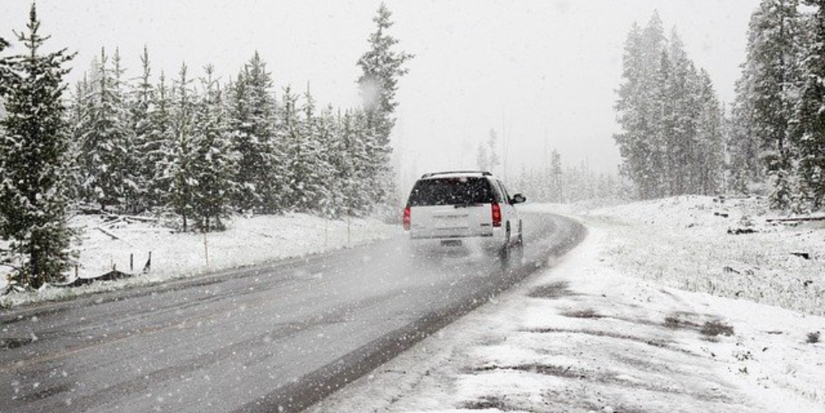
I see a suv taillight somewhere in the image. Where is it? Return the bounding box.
[492,203,502,227]
[403,206,411,231]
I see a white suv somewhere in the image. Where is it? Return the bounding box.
[403,171,526,259]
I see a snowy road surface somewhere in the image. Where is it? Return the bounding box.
[0,212,584,413]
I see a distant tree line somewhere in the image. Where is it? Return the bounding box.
[0,3,411,289]
[614,12,726,201]
[513,150,627,204]
[729,0,825,212]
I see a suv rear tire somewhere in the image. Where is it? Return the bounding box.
[499,224,511,261]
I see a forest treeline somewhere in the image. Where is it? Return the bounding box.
[614,3,825,212]
[0,3,411,288]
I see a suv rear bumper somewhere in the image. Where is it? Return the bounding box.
[407,228,507,252]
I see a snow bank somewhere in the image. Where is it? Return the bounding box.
[0,213,398,308]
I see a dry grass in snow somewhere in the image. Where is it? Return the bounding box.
[538,196,825,317]
[0,213,397,308]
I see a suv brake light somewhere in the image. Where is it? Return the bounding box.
[491,203,502,227]
[403,206,411,230]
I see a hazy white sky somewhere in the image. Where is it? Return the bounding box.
[1,0,760,188]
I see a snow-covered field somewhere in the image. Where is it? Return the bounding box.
[0,213,398,308]
[309,197,825,413]
[570,196,825,317]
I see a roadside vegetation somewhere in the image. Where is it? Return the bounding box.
[0,3,411,291]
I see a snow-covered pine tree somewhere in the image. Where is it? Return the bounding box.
[640,12,668,198]
[66,74,93,203]
[316,105,340,219]
[695,69,725,195]
[665,30,701,195]
[487,129,500,174]
[129,46,156,212]
[0,4,75,288]
[293,86,331,213]
[614,16,667,200]
[0,36,9,95]
[324,109,355,218]
[357,3,412,208]
[79,48,134,211]
[743,0,802,209]
[794,0,825,210]
[654,48,675,196]
[476,143,489,171]
[167,63,197,231]
[352,109,384,214]
[728,75,762,194]
[146,70,175,209]
[280,86,306,211]
[189,65,236,231]
[338,110,371,215]
[111,48,142,213]
[550,149,563,202]
[228,52,281,213]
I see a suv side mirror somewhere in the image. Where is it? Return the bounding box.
[511,194,526,204]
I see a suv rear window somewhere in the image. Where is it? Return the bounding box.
[407,177,494,206]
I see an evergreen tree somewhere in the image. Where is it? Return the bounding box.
[112,48,142,212]
[66,74,92,202]
[794,0,825,209]
[0,36,10,95]
[146,70,175,209]
[695,70,725,195]
[487,129,500,174]
[167,63,197,231]
[228,52,281,213]
[289,86,330,213]
[550,149,563,202]
[280,86,306,211]
[130,46,156,212]
[614,17,667,199]
[79,48,133,210]
[189,65,235,231]
[743,0,802,208]
[356,3,412,205]
[316,106,340,218]
[326,110,357,218]
[728,76,762,193]
[476,143,489,171]
[666,31,701,195]
[0,4,75,288]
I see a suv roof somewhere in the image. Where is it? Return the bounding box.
[420,170,493,179]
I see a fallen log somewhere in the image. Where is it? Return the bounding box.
[103,213,159,223]
[766,215,825,223]
[96,226,121,240]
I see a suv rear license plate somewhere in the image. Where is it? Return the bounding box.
[441,240,462,247]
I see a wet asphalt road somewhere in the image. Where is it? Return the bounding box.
[0,212,584,413]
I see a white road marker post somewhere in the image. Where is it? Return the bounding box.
[203,231,209,269]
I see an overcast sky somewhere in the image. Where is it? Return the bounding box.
[1,0,760,190]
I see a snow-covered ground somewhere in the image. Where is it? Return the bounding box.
[574,196,825,317]
[0,213,397,308]
[309,198,825,413]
